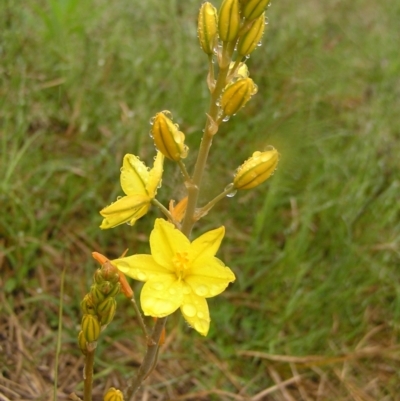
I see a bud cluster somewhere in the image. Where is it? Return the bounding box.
[78,260,120,354]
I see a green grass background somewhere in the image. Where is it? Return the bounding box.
[1,0,400,399]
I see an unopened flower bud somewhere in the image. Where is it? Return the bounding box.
[90,284,105,304]
[221,78,257,117]
[237,12,265,57]
[241,0,270,21]
[81,294,96,315]
[97,297,117,326]
[100,260,120,284]
[151,111,188,161]
[78,330,87,355]
[81,314,101,342]
[104,387,124,401]
[218,0,241,42]
[94,269,104,285]
[234,148,279,190]
[198,2,218,55]
[98,281,114,296]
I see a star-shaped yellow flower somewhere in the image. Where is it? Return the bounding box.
[112,218,236,336]
[100,152,164,229]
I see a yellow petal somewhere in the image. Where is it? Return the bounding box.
[113,254,173,281]
[150,219,190,269]
[120,154,149,195]
[190,226,225,263]
[146,151,164,196]
[186,257,235,298]
[180,290,210,336]
[140,277,183,317]
[100,195,150,229]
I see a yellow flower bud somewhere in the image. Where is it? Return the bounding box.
[97,297,117,326]
[198,2,218,55]
[78,330,87,355]
[81,314,101,342]
[241,0,270,21]
[218,0,241,42]
[221,78,257,117]
[151,111,188,161]
[233,148,279,190]
[237,12,265,57]
[104,387,124,401]
[229,61,249,79]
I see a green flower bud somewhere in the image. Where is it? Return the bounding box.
[218,0,241,42]
[98,281,113,296]
[104,387,124,401]
[233,148,279,190]
[241,0,270,21]
[81,294,96,315]
[107,282,121,298]
[151,111,188,161]
[81,314,101,342]
[94,269,104,285]
[198,2,218,55]
[221,78,257,117]
[78,330,87,355]
[237,12,265,57]
[90,284,105,304]
[98,297,117,326]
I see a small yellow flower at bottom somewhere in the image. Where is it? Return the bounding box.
[234,147,279,190]
[100,152,164,229]
[112,219,235,336]
[104,387,124,401]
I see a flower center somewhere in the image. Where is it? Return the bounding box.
[172,251,189,280]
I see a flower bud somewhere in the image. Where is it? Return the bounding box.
[237,12,265,57]
[90,284,106,304]
[221,78,257,117]
[104,387,124,401]
[151,111,188,161]
[100,260,120,284]
[241,0,270,21]
[218,0,241,42]
[97,297,117,326]
[78,330,87,355]
[198,2,218,55]
[81,314,101,342]
[233,148,279,190]
[81,294,96,315]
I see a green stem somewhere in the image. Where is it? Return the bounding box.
[181,41,236,237]
[83,347,95,401]
[151,198,175,223]
[195,184,235,220]
[177,159,191,182]
[124,317,167,400]
[130,297,149,339]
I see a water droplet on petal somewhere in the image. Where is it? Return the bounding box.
[222,115,230,122]
[182,304,196,317]
[194,285,208,297]
[197,311,204,319]
[169,287,176,295]
[137,272,147,281]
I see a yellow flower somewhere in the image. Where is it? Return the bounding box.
[100,152,164,229]
[112,219,235,336]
